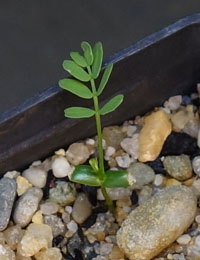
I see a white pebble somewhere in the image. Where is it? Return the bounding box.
[154,174,164,186]
[195,235,200,246]
[127,125,137,137]
[105,146,115,158]
[164,95,182,111]
[65,206,73,214]
[195,215,200,224]
[198,129,200,148]
[22,167,48,188]
[86,138,95,146]
[67,220,78,233]
[115,154,132,168]
[176,234,191,245]
[4,171,20,179]
[192,156,200,176]
[52,156,74,178]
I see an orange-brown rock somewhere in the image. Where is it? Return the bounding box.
[138,110,172,162]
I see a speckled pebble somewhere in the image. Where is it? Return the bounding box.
[117,186,197,260]
[163,155,192,181]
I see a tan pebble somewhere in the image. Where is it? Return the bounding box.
[16,176,32,196]
[34,247,62,260]
[108,158,117,168]
[55,148,66,156]
[58,207,65,214]
[32,211,43,224]
[184,177,195,187]
[116,197,132,208]
[87,234,96,243]
[72,193,92,224]
[109,245,124,260]
[115,207,128,225]
[138,110,172,162]
[96,231,106,241]
[65,230,74,238]
[165,178,181,187]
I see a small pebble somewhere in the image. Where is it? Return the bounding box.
[115,154,132,168]
[120,134,139,159]
[16,176,32,196]
[32,210,43,224]
[52,156,74,178]
[44,215,65,237]
[4,170,20,179]
[40,202,59,215]
[128,162,155,188]
[66,142,90,166]
[67,220,78,233]
[103,126,125,149]
[192,156,200,176]
[164,95,182,111]
[163,155,192,181]
[23,166,48,188]
[72,193,92,224]
[176,234,191,245]
[97,187,132,201]
[49,181,76,206]
[154,174,165,186]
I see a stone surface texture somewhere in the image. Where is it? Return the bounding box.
[72,193,92,224]
[0,177,16,231]
[163,154,192,181]
[138,110,172,162]
[13,187,43,227]
[117,186,197,260]
[17,223,53,257]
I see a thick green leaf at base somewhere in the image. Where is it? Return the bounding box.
[100,94,124,115]
[103,170,129,188]
[71,165,101,186]
[64,107,95,118]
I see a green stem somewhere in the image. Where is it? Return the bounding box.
[87,66,114,212]
[101,186,115,213]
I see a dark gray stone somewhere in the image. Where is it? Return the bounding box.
[0,177,16,231]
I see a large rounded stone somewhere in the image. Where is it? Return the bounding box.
[117,186,197,260]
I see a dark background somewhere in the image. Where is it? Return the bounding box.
[1,1,200,113]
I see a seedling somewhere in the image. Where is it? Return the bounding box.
[59,41,129,212]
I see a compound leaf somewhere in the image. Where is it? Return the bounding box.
[59,79,92,99]
[97,64,113,96]
[63,60,90,82]
[81,41,93,66]
[100,94,123,115]
[70,52,87,67]
[64,107,95,118]
[92,42,103,79]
